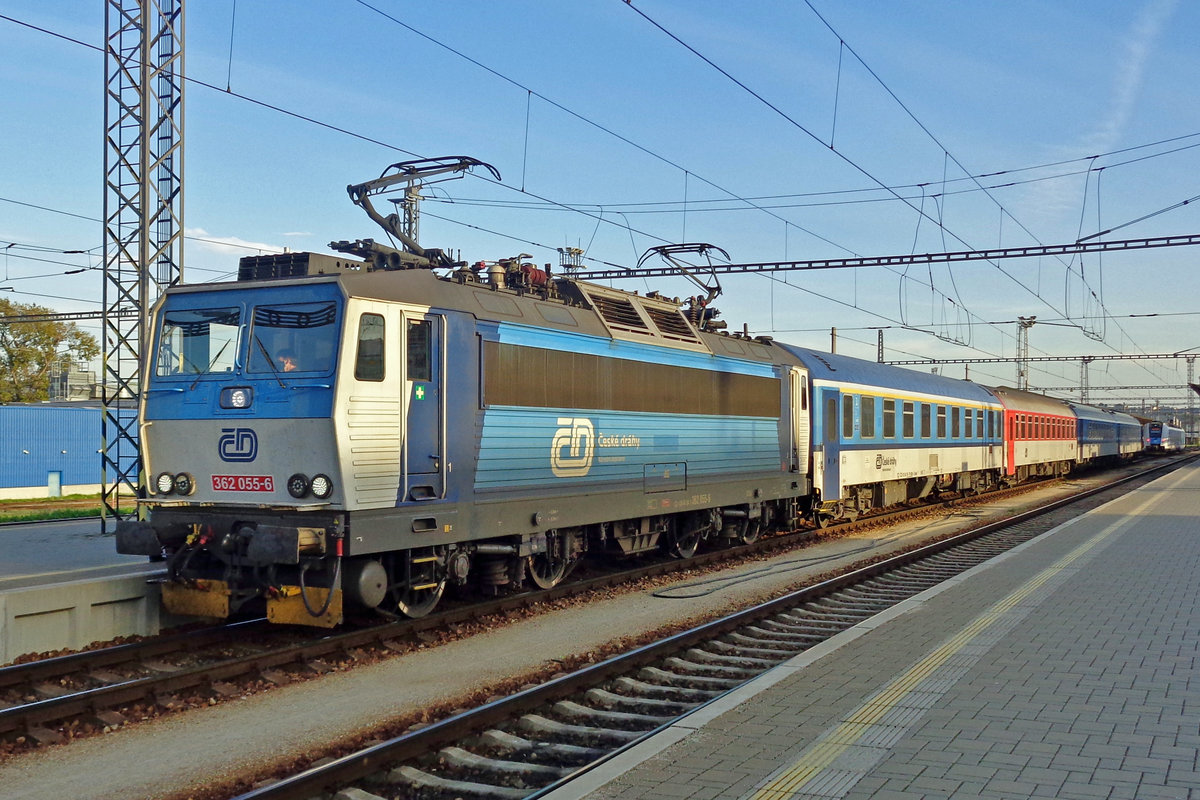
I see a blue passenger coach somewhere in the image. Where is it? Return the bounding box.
[776,346,1004,524]
[1068,402,1142,463]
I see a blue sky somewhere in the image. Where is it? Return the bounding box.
[2,1,1198,409]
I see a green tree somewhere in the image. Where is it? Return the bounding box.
[0,299,100,403]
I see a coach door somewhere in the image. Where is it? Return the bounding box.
[403,312,445,500]
[816,386,841,501]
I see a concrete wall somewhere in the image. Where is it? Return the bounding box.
[0,573,168,665]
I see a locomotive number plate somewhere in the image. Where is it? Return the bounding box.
[212,474,275,492]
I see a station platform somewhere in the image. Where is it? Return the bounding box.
[0,518,167,664]
[554,459,1200,800]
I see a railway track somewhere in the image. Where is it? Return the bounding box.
[0,457,1180,754]
[218,455,1190,800]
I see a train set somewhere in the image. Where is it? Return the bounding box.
[116,162,1184,627]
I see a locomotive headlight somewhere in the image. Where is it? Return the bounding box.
[287,473,310,499]
[220,387,253,409]
[155,472,175,495]
[173,472,195,496]
[310,473,334,499]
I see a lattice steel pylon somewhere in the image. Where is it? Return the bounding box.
[1015,316,1036,390]
[1188,356,1196,442]
[102,0,184,530]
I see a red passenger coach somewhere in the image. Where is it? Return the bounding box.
[988,386,1077,481]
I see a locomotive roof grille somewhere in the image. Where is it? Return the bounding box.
[590,294,650,333]
[644,306,701,343]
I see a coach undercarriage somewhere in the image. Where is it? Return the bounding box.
[816,467,1006,527]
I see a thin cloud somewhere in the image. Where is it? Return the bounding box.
[1087,0,1179,153]
[186,227,286,255]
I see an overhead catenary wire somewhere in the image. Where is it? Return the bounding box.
[0,9,1191,394]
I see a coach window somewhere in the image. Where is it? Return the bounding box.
[861,396,876,438]
[902,401,914,438]
[354,313,385,381]
[936,405,947,438]
[965,408,974,439]
[883,398,896,438]
[952,407,961,438]
[825,395,838,442]
[843,394,855,439]
[920,404,931,438]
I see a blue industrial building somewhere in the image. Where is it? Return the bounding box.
[0,403,103,499]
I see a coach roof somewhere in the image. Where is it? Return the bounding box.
[777,343,998,404]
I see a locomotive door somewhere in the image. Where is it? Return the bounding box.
[788,367,810,474]
[403,312,445,500]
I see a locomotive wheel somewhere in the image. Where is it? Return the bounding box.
[527,529,577,590]
[396,579,445,618]
[668,529,701,559]
[391,547,447,618]
[740,519,761,545]
[813,513,831,529]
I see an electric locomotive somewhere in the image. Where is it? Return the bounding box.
[1144,420,1186,451]
[117,161,817,625]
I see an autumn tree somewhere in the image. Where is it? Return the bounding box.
[0,299,100,403]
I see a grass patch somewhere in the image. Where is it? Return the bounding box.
[0,507,101,523]
[0,493,99,507]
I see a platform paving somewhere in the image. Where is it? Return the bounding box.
[555,460,1200,800]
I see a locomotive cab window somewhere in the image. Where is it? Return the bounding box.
[407,319,432,382]
[156,306,240,376]
[354,313,385,381]
[248,301,338,374]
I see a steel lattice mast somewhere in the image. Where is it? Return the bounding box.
[102,0,184,529]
